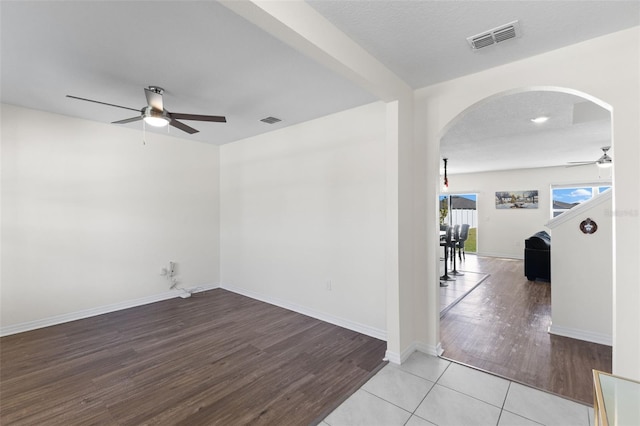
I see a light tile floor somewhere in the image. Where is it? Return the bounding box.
[321,351,594,426]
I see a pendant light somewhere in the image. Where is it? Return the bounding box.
[443,158,449,191]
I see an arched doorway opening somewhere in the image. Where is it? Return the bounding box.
[436,86,614,403]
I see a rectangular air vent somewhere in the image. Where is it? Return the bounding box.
[493,25,517,43]
[467,20,520,50]
[471,33,495,50]
[260,116,282,124]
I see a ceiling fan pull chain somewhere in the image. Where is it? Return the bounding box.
[142,120,146,145]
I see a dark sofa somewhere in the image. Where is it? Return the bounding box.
[524,230,551,282]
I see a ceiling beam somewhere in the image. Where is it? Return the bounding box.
[219,0,412,102]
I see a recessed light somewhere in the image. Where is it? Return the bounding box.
[530,116,549,124]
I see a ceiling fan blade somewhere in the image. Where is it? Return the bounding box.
[112,116,143,125]
[170,119,199,134]
[170,113,227,123]
[66,95,140,112]
[566,161,596,168]
[144,88,164,111]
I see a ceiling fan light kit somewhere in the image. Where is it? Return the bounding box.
[143,107,170,127]
[597,158,612,168]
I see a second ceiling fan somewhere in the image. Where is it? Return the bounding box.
[67,86,226,134]
[567,146,613,168]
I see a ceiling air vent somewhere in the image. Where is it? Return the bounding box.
[467,20,520,50]
[260,116,282,124]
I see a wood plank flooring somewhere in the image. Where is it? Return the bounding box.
[440,255,612,405]
[0,289,386,425]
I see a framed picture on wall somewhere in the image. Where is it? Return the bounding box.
[495,190,538,209]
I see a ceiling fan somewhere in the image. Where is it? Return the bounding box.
[67,86,226,134]
[567,146,612,168]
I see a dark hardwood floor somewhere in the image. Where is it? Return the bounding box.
[440,255,612,405]
[0,289,386,425]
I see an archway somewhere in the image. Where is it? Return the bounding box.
[436,86,614,403]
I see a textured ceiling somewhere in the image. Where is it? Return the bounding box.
[307,0,640,89]
[441,91,611,174]
[1,1,638,173]
[308,0,636,173]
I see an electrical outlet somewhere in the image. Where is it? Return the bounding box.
[161,262,179,289]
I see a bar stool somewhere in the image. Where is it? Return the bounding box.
[457,224,470,261]
[440,226,455,285]
[450,224,464,276]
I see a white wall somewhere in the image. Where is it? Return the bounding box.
[1,104,220,331]
[447,165,610,259]
[220,102,387,337]
[414,26,640,379]
[548,191,612,345]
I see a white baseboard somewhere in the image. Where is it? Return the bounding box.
[548,324,612,346]
[0,283,219,337]
[477,251,524,260]
[384,350,402,364]
[385,341,442,365]
[412,341,441,358]
[220,283,387,342]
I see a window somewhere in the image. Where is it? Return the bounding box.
[551,185,611,218]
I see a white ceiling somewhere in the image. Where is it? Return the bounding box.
[306,0,640,89]
[0,1,376,145]
[440,91,612,174]
[2,1,638,173]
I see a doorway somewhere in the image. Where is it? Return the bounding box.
[436,88,614,404]
[439,193,477,254]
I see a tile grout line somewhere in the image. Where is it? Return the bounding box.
[326,354,592,426]
[401,360,453,425]
[361,389,414,416]
[494,381,512,426]
[362,361,454,426]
